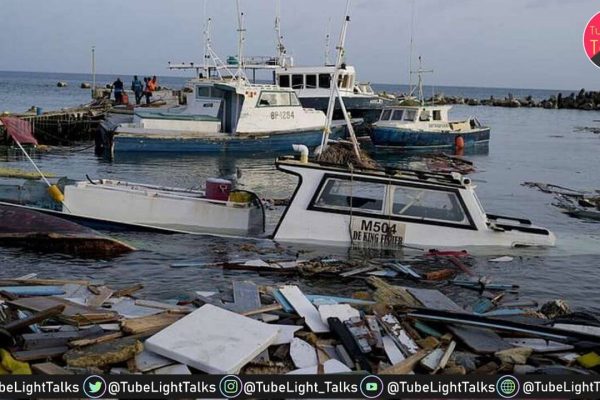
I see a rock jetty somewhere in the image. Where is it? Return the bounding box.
[383,89,600,111]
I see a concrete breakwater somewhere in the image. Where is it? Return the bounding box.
[381,89,600,110]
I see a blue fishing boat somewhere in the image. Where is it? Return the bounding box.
[370,104,490,149]
[371,57,490,150]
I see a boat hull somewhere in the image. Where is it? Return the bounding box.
[0,203,134,257]
[113,128,342,153]
[299,96,390,123]
[371,127,491,149]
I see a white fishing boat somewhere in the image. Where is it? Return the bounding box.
[274,65,389,123]
[0,175,265,237]
[112,79,336,153]
[272,154,555,249]
[111,5,341,154]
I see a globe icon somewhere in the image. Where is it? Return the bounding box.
[500,379,516,395]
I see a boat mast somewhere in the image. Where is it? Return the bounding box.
[320,0,361,161]
[410,56,433,105]
[407,0,416,96]
[91,46,96,98]
[234,0,248,84]
[324,18,332,65]
[274,0,287,67]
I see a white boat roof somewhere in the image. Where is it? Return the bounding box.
[276,156,470,189]
[275,65,356,75]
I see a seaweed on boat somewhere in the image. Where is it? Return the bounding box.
[317,142,379,169]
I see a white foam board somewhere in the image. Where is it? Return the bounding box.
[279,286,329,333]
[145,304,279,374]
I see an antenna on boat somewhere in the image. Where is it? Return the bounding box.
[91,46,96,98]
[410,56,433,105]
[234,0,248,84]
[319,0,361,161]
[324,17,332,65]
[407,0,416,96]
[274,0,287,67]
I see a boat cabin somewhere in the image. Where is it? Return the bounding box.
[125,80,324,137]
[275,65,357,93]
[273,157,555,249]
[378,105,451,125]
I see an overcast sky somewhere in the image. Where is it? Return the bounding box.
[0,0,598,90]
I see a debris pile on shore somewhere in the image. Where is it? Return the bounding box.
[1,251,599,376]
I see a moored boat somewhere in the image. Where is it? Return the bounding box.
[371,104,490,150]
[272,154,555,249]
[112,79,341,154]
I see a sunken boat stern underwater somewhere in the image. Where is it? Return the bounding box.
[273,157,555,249]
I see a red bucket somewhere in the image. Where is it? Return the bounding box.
[206,178,232,201]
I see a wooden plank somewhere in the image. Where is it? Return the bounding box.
[405,287,463,312]
[232,281,261,313]
[340,265,377,278]
[121,313,183,335]
[328,317,371,372]
[22,326,103,350]
[8,297,117,325]
[69,332,123,348]
[134,299,192,313]
[279,286,329,333]
[31,362,74,375]
[380,349,430,374]
[113,283,144,298]
[241,304,282,317]
[86,286,113,308]
[12,346,69,362]
[4,305,65,333]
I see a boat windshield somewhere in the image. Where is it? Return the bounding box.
[257,91,300,107]
[391,185,468,224]
[314,178,385,214]
[380,109,392,121]
[391,110,404,121]
[404,110,417,121]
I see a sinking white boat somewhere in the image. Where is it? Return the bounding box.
[57,179,264,236]
[272,156,555,249]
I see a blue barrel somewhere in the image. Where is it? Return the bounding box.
[36,107,43,115]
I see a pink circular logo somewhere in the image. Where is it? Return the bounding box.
[584,12,600,67]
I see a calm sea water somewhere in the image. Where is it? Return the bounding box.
[1,71,599,312]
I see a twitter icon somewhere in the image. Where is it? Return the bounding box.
[83,375,106,398]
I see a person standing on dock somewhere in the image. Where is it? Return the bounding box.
[113,78,124,104]
[144,77,153,105]
[131,75,143,105]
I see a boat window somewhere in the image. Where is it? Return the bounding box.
[319,74,331,89]
[257,91,291,107]
[305,74,317,89]
[279,74,290,88]
[196,86,211,97]
[432,110,442,121]
[392,186,468,223]
[380,110,392,120]
[419,109,431,121]
[290,92,301,106]
[391,110,404,121]
[292,74,304,89]
[404,110,417,121]
[314,178,385,214]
